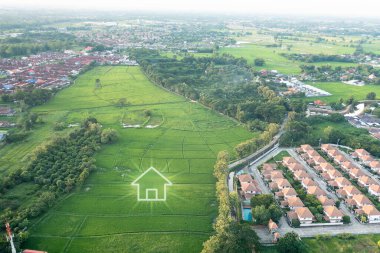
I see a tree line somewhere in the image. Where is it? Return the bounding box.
[131,49,287,127]
[0,118,118,252]
[201,151,260,253]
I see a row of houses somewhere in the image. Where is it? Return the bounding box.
[237,173,262,202]
[319,144,380,223]
[0,50,137,94]
[281,153,344,225]
[352,148,380,174]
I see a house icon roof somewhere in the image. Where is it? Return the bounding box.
[131,167,172,201]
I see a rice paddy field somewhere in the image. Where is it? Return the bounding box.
[220,39,356,75]
[18,66,256,252]
[307,82,380,103]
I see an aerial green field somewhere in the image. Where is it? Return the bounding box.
[220,44,302,74]
[307,82,380,103]
[21,66,256,252]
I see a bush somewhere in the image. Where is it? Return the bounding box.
[342,215,350,224]
[254,58,265,66]
[100,128,118,144]
[291,218,300,228]
[53,122,65,131]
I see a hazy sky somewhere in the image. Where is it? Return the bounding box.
[1,0,380,18]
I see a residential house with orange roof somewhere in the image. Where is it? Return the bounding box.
[352,148,370,159]
[358,176,377,188]
[321,144,335,153]
[317,196,335,207]
[263,163,277,171]
[276,187,298,199]
[268,219,278,233]
[287,163,305,173]
[282,157,297,166]
[355,205,380,223]
[333,155,348,165]
[340,161,357,172]
[329,177,352,188]
[346,194,373,208]
[348,168,365,180]
[323,206,343,223]
[238,174,254,184]
[336,185,361,199]
[368,184,380,200]
[301,178,317,189]
[369,161,380,173]
[307,186,327,197]
[294,170,311,181]
[294,207,314,224]
[360,155,375,165]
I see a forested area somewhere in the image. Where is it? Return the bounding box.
[283,53,357,63]
[131,49,287,125]
[280,112,380,156]
[0,32,76,58]
[0,118,116,252]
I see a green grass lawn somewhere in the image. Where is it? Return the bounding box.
[20,66,256,253]
[307,82,380,103]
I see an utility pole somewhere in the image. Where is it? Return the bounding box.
[5,223,16,253]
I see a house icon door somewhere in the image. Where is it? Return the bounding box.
[132,167,172,201]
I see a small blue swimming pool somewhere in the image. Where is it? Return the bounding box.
[243,208,252,221]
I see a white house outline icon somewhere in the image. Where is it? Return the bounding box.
[131,167,172,201]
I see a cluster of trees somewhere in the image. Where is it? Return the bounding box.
[299,64,380,84]
[280,113,380,156]
[250,194,282,225]
[283,53,356,63]
[277,232,306,253]
[235,123,279,158]
[201,151,260,253]
[131,49,287,125]
[0,118,117,252]
[0,32,76,58]
[2,88,54,108]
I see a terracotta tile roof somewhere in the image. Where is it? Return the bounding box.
[283,156,297,165]
[369,161,380,169]
[307,186,326,196]
[361,205,380,216]
[324,206,343,218]
[287,196,304,207]
[294,170,310,180]
[352,194,372,206]
[282,187,297,197]
[288,163,304,172]
[369,184,380,194]
[358,176,377,186]
[300,144,313,152]
[238,174,253,183]
[319,162,335,171]
[263,163,277,171]
[302,178,317,188]
[354,149,370,157]
[241,182,260,193]
[274,178,292,188]
[317,196,335,206]
[295,207,314,219]
[268,219,278,230]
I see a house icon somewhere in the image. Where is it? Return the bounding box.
[131,167,172,201]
